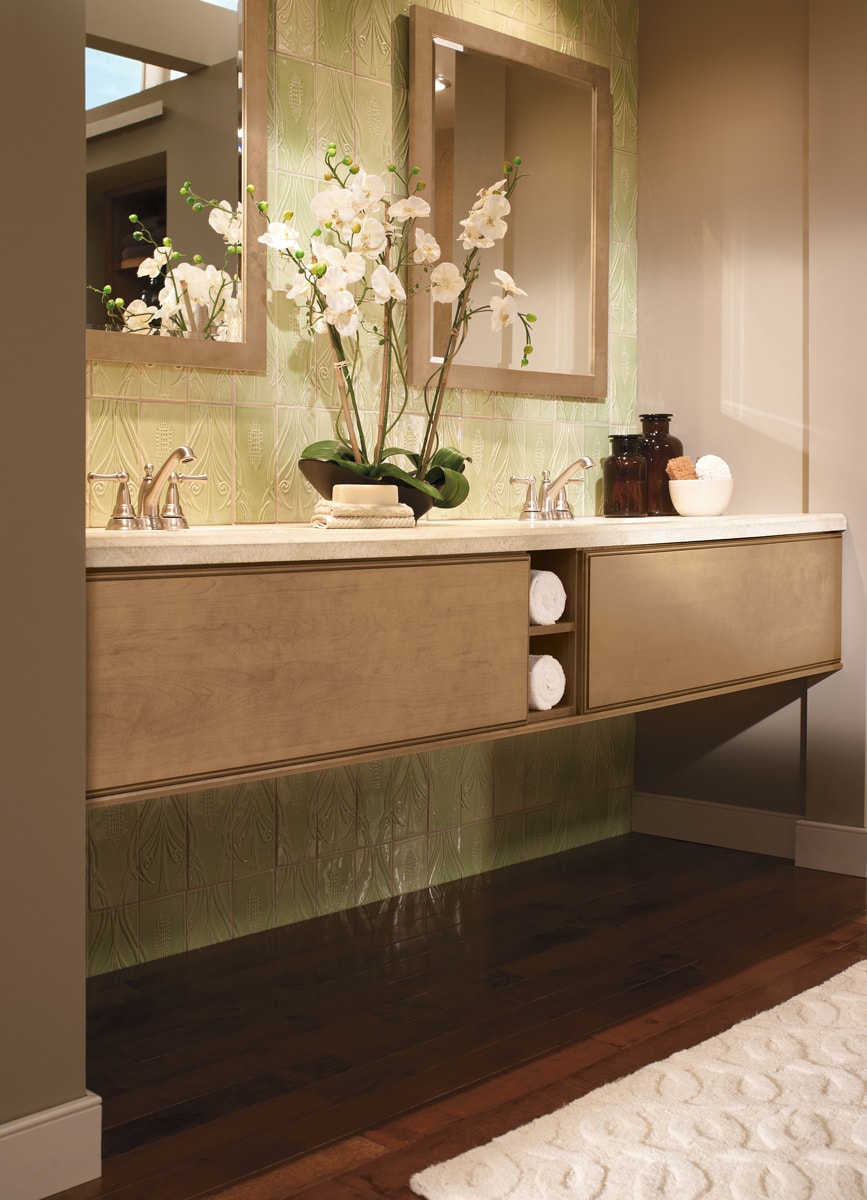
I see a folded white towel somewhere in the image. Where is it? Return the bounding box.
[528,569,567,625]
[528,654,566,711]
[312,499,416,529]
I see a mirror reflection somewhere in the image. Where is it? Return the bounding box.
[84,0,266,370]
[409,8,611,398]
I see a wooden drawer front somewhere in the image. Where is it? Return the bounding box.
[583,534,842,712]
[87,555,530,798]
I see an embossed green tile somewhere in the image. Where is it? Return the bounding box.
[357,759,393,845]
[317,853,356,915]
[139,794,187,902]
[611,0,637,60]
[427,828,462,886]
[186,403,234,523]
[524,804,555,861]
[233,871,276,935]
[232,781,277,878]
[556,0,582,43]
[316,67,355,161]
[235,405,277,522]
[609,331,637,426]
[276,772,318,865]
[276,405,329,521]
[274,55,316,176]
[355,78,393,167]
[234,366,277,407]
[611,149,637,246]
[189,367,232,406]
[609,241,637,336]
[582,0,612,52]
[528,0,558,34]
[611,54,638,153]
[429,747,461,830]
[551,724,583,805]
[140,401,187,473]
[393,754,430,839]
[493,735,532,814]
[87,397,141,527]
[187,884,233,950]
[355,844,393,905]
[141,363,188,401]
[276,0,316,60]
[578,717,612,795]
[88,804,138,911]
[88,906,139,976]
[139,894,187,962]
[189,787,233,887]
[354,0,392,83]
[91,360,140,398]
[524,418,556,487]
[609,715,635,789]
[275,861,317,925]
[317,0,354,69]
[394,836,428,894]
[457,741,495,823]
[316,766,357,855]
[460,819,497,876]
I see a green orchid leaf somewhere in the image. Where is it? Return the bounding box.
[429,446,469,473]
[300,439,355,463]
[377,463,442,499]
[432,466,471,508]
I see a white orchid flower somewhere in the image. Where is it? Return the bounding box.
[490,294,517,331]
[387,195,431,223]
[457,216,495,251]
[430,261,465,304]
[316,246,366,284]
[492,269,526,296]
[258,221,301,254]
[136,245,174,280]
[326,297,360,336]
[353,217,388,258]
[208,201,243,246]
[473,180,507,208]
[122,298,158,333]
[286,276,313,305]
[413,228,441,265]
[350,171,387,210]
[371,264,407,303]
[461,193,510,246]
[311,184,360,236]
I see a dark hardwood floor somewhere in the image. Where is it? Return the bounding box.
[52,834,867,1200]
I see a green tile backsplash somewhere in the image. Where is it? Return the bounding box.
[87,723,634,975]
[84,0,639,974]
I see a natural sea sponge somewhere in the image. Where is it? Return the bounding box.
[666,456,698,480]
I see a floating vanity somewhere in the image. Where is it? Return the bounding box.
[85,514,845,805]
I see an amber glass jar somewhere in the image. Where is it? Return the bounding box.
[638,413,683,516]
[603,434,647,517]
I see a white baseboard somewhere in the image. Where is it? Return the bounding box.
[0,1091,101,1200]
[795,820,867,876]
[632,791,798,859]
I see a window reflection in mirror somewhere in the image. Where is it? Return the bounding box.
[410,8,611,398]
[84,0,266,371]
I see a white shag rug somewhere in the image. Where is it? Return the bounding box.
[410,961,867,1200]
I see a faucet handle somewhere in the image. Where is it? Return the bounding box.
[87,470,138,530]
[553,474,586,521]
[509,475,542,521]
[160,472,209,529]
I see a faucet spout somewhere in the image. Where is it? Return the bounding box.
[538,455,594,518]
[137,446,196,523]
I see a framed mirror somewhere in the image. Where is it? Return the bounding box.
[409,7,611,398]
[85,0,267,371]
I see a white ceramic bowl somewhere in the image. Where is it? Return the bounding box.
[668,477,733,517]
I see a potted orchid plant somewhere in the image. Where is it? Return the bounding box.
[253,142,535,511]
[90,186,244,341]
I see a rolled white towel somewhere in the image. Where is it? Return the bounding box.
[528,654,566,711]
[528,570,567,625]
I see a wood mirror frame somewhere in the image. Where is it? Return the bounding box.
[408,7,611,399]
[85,0,267,372]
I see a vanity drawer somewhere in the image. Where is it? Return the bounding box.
[86,554,530,800]
[581,534,842,713]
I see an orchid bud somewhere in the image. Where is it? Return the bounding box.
[133,231,143,241]
[349,164,359,174]
[193,202,204,212]
[324,172,333,181]
[311,262,327,277]
[258,201,269,213]
[514,156,522,165]
[163,237,173,246]
[128,213,138,223]
[282,210,293,221]
[526,313,537,322]
[295,249,305,259]
[342,155,352,166]
[102,285,112,294]
[246,183,255,194]
[193,254,203,264]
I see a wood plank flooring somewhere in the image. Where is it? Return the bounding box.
[51,834,867,1200]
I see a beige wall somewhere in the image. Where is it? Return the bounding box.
[636,0,866,829]
[2,0,88,1138]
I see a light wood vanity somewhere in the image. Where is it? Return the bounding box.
[85,515,845,804]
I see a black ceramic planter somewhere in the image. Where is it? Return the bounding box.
[298,459,437,522]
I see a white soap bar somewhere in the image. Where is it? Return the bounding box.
[332,483,399,506]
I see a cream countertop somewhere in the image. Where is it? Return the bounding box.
[85,512,847,569]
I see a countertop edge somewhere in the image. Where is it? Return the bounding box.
[85,513,848,570]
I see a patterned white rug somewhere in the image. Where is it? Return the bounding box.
[410,961,867,1200]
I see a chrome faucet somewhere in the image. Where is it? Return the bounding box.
[137,446,196,528]
[510,455,595,521]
